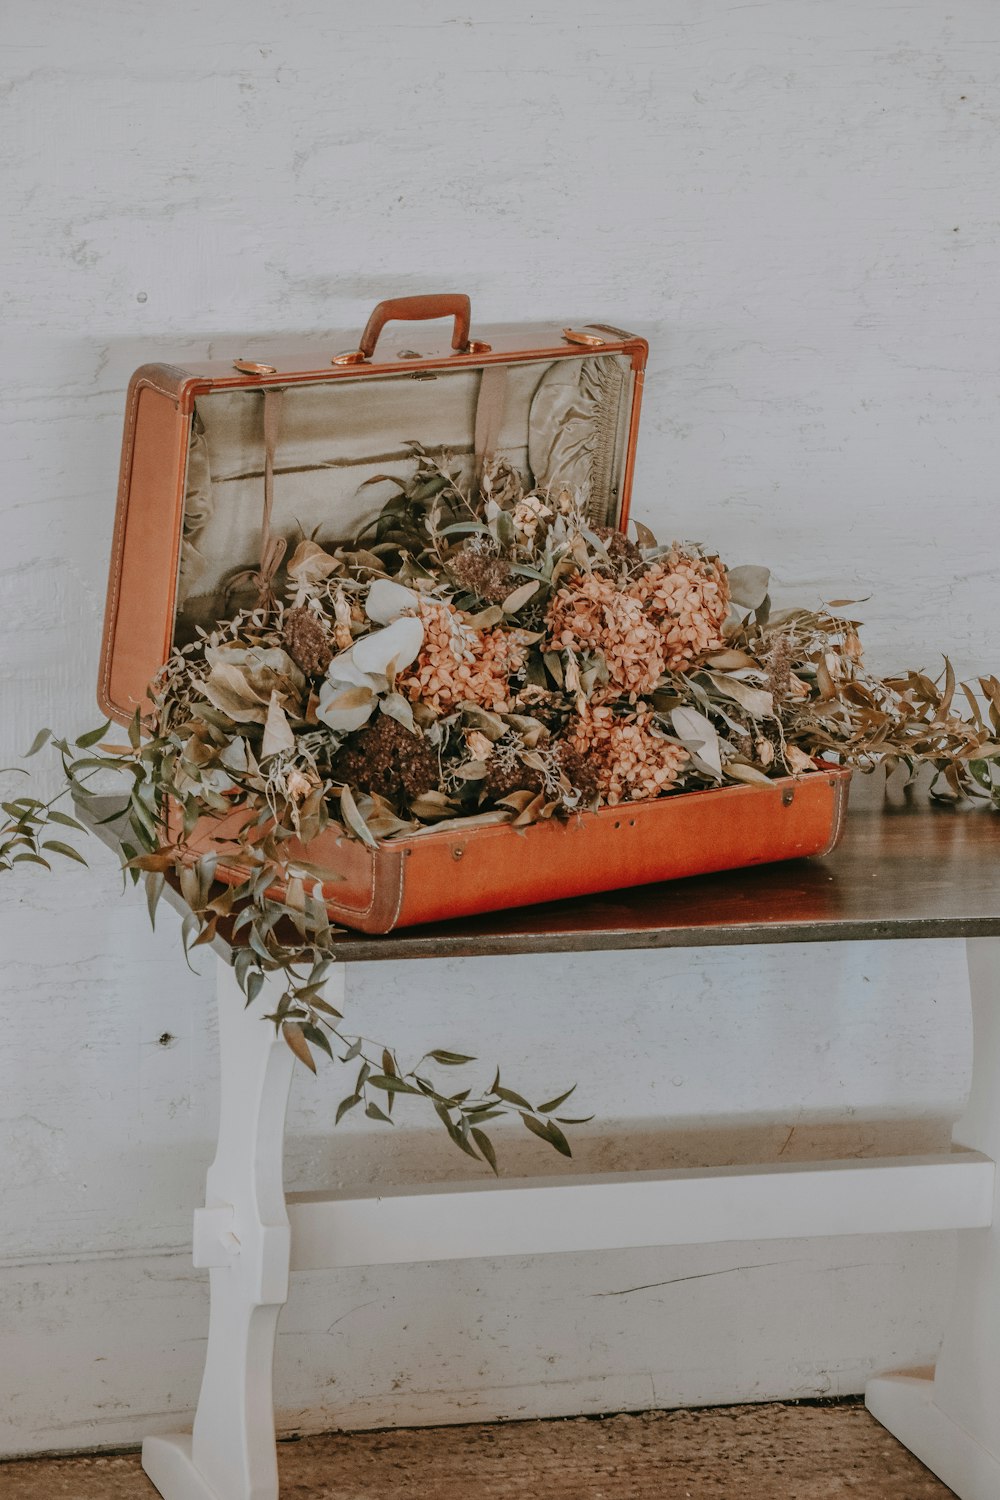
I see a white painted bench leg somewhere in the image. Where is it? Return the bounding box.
[142,960,303,1500]
[867,936,1000,1500]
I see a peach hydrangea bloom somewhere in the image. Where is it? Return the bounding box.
[564,704,688,806]
[546,571,666,698]
[630,546,730,670]
[399,601,525,713]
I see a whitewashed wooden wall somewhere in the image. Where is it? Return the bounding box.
[2,0,998,1458]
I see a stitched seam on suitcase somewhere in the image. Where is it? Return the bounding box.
[321,852,381,920]
[818,777,849,856]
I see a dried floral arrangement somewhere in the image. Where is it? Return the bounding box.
[5,446,1000,1167]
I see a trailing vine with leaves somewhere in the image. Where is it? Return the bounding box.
[5,449,1000,1168]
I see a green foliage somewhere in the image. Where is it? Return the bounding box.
[8,448,1000,1171]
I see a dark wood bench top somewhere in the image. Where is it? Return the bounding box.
[81,791,1000,963]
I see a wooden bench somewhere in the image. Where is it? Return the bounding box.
[83,796,1000,1500]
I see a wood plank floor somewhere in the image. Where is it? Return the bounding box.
[0,1401,954,1498]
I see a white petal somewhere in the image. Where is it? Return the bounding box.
[325,650,375,689]
[316,681,376,734]
[365,578,421,624]
[351,616,424,676]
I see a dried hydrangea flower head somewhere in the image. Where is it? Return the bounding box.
[546,571,666,699]
[400,600,526,713]
[631,546,730,670]
[566,704,689,806]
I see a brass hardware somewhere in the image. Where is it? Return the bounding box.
[782,787,795,806]
[331,350,367,366]
[586,322,636,341]
[233,359,278,376]
[562,328,606,348]
[452,846,465,860]
[463,340,492,355]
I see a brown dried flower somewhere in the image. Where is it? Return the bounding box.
[400,601,525,713]
[482,738,601,805]
[281,607,333,677]
[331,714,438,805]
[565,705,689,805]
[449,544,517,605]
[592,525,644,575]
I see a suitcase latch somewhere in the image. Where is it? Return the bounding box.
[562,328,607,348]
[233,359,278,376]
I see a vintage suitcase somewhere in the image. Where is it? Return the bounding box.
[99,293,850,932]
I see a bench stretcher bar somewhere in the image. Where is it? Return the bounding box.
[284,1150,995,1270]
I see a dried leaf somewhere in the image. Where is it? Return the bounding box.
[338,784,379,849]
[471,1128,498,1174]
[316,682,376,734]
[702,672,774,718]
[282,1021,316,1072]
[727,565,771,610]
[286,539,339,587]
[725,761,773,785]
[351,617,424,676]
[40,839,88,866]
[670,706,723,778]
[261,692,295,759]
[502,579,540,614]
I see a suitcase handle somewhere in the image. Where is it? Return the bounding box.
[357,294,472,360]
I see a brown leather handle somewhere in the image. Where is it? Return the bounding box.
[358,294,472,360]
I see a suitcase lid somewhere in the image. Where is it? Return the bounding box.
[99,295,648,723]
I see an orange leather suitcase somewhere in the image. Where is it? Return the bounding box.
[100,294,850,932]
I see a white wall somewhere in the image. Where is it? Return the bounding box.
[2,0,998,1457]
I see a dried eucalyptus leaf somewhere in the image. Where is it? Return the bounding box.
[702,672,774,719]
[316,683,376,734]
[402,810,511,837]
[379,693,416,732]
[725,761,773,786]
[339,785,379,849]
[460,706,507,740]
[704,649,757,670]
[454,761,489,781]
[200,663,269,724]
[351,616,424,676]
[466,605,505,630]
[286,539,339,587]
[671,705,723,778]
[727,565,771,610]
[409,791,458,821]
[502,579,540,614]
